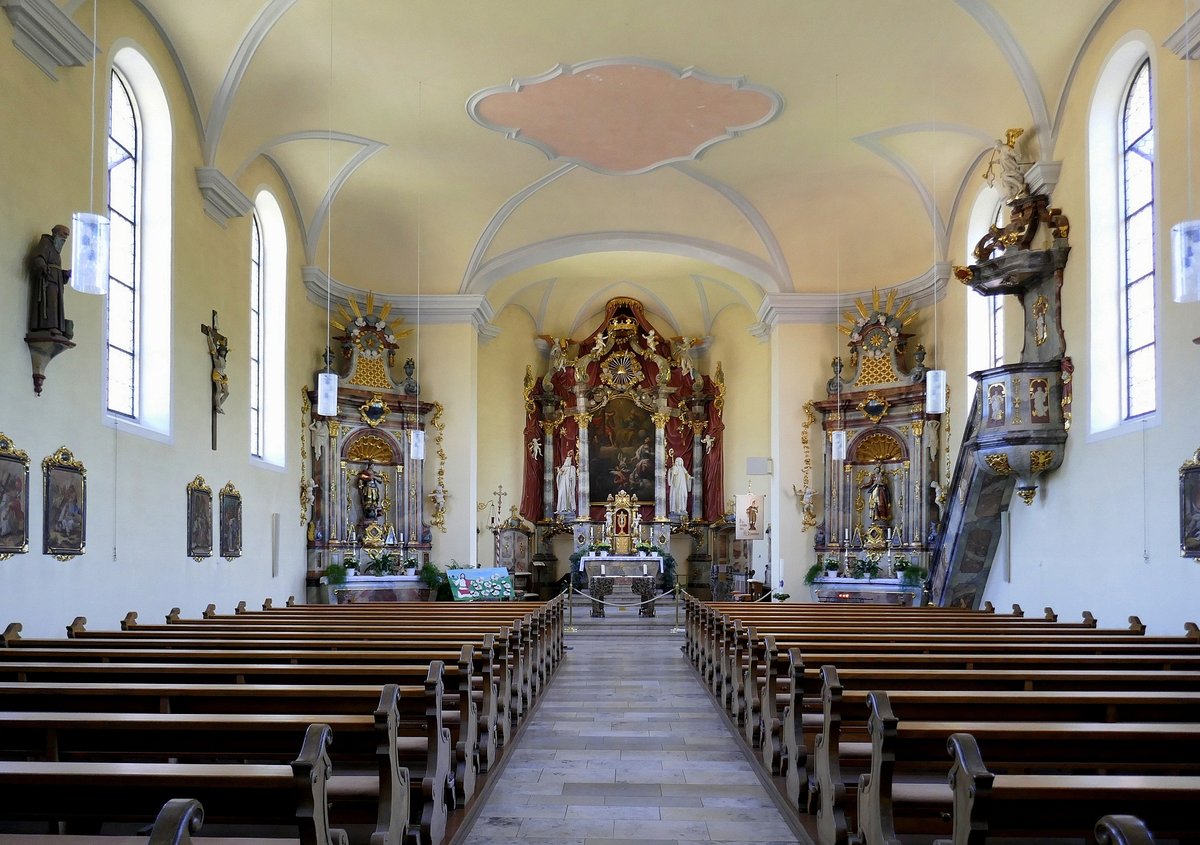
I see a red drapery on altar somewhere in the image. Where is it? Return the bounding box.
[519,408,543,522]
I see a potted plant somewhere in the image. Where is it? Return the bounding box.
[592,540,611,557]
[418,560,445,600]
[323,560,348,586]
[635,541,653,557]
[403,556,418,576]
[363,551,396,577]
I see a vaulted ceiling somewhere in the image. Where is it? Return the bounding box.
[129,0,1118,330]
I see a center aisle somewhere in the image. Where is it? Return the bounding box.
[460,619,805,845]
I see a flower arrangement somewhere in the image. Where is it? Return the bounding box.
[635,541,654,554]
[590,540,612,553]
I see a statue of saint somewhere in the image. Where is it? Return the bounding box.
[555,452,577,514]
[357,462,382,520]
[29,224,72,338]
[402,358,419,396]
[668,457,692,515]
[860,464,892,525]
[985,128,1027,202]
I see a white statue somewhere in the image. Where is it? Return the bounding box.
[528,438,542,460]
[668,457,692,515]
[701,433,715,454]
[985,128,1027,202]
[555,452,577,514]
[302,477,316,526]
[308,418,327,460]
[642,329,658,352]
[930,480,946,518]
[591,332,608,356]
[676,336,697,377]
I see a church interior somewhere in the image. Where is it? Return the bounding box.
[2,1,1200,841]
[2,0,1197,634]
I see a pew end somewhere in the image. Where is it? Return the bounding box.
[149,798,205,845]
[1095,815,1157,845]
[2,622,22,645]
[121,611,139,630]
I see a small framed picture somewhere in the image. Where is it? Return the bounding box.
[1181,449,1200,559]
[219,481,242,561]
[0,434,30,559]
[186,475,213,561]
[43,446,86,559]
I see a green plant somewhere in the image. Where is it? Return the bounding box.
[803,562,824,586]
[850,557,880,579]
[417,559,442,589]
[773,592,791,602]
[324,561,348,586]
[898,564,928,586]
[362,552,396,576]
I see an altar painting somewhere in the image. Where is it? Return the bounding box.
[589,397,654,503]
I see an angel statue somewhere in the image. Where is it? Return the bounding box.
[984,127,1027,202]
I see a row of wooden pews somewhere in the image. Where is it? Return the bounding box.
[682,595,1200,845]
[0,594,564,845]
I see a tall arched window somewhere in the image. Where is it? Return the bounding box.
[249,214,265,458]
[251,190,287,467]
[104,47,172,439]
[1120,60,1156,419]
[965,185,1004,390]
[1087,36,1160,436]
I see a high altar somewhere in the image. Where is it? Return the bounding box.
[518,298,728,585]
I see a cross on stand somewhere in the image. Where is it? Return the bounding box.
[490,484,508,564]
[200,311,228,451]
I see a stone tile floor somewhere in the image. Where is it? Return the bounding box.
[458,622,806,845]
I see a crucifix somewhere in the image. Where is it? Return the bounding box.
[200,310,229,451]
[491,484,507,528]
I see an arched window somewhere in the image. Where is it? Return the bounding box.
[1119,60,1156,419]
[249,214,265,457]
[104,47,172,439]
[251,190,287,467]
[1087,36,1160,436]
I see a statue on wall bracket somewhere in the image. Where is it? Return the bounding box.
[24,224,75,395]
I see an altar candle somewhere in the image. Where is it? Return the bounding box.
[844,528,850,543]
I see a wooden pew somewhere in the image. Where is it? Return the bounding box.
[0,676,450,845]
[812,669,1200,845]
[854,691,1200,845]
[0,723,348,845]
[1095,815,1158,845]
[0,798,207,845]
[5,622,505,774]
[0,654,478,813]
[945,732,1200,845]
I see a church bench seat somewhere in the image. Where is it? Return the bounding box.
[0,797,207,845]
[811,671,1200,845]
[0,655,478,814]
[775,656,1200,813]
[0,724,347,845]
[0,677,450,845]
[0,694,411,845]
[945,733,1200,845]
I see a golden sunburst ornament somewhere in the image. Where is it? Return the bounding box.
[331,291,414,360]
[600,352,643,389]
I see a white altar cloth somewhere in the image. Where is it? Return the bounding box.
[579,554,663,575]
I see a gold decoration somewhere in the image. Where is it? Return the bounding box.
[984,454,1012,476]
[349,355,391,389]
[347,434,394,464]
[853,431,904,463]
[1010,377,1023,425]
[599,352,644,390]
[1182,448,1200,473]
[539,418,562,435]
[573,412,593,429]
[328,419,341,438]
[651,411,672,429]
[1016,488,1037,505]
[688,419,707,436]
[854,493,865,514]
[856,390,890,423]
[185,474,211,563]
[523,365,535,414]
[358,395,390,428]
[1033,296,1049,346]
[953,265,974,283]
[713,362,726,417]
[1029,449,1055,475]
[856,355,898,385]
[430,402,448,533]
[911,419,925,437]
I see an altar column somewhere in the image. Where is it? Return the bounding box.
[690,421,705,520]
[653,411,669,520]
[541,424,555,518]
[575,412,592,517]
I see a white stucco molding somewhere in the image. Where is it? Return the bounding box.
[1165,8,1200,59]
[196,167,253,227]
[754,263,952,335]
[1024,161,1062,199]
[1,0,95,80]
[303,266,498,339]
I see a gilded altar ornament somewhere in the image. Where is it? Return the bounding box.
[599,352,643,390]
[332,292,413,389]
[347,434,394,465]
[651,410,672,429]
[1029,449,1055,476]
[983,453,1013,476]
[854,431,904,463]
[1032,296,1050,346]
[431,402,448,533]
[358,395,390,428]
[1016,488,1037,505]
[1010,377,1023,425]
[911,419,925,438]
[953,265,974,284]
[713,362,726,417]
[856,390,890,424]
[0,433,31,560]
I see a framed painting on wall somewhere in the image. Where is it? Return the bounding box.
[219,481,242,561]
[0,434,30,559]
[43,446,86,559]
[1181,448,1200,559]
[187,475,213,561]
